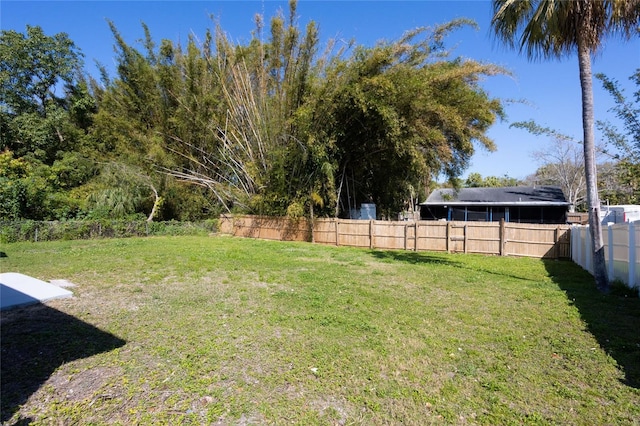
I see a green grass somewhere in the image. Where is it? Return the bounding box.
[1,236,639,425]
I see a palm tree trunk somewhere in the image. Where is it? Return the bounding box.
[577,38,608,292]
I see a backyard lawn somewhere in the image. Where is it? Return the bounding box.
[1,235,639,425]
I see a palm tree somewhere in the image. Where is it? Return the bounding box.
[491,0,640,292]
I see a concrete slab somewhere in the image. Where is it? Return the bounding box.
[0,272,73,311]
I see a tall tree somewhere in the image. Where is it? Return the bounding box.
[465,172,521,188]
[596,69,640,204]
[491,0,640,292]
[91,22,218,220]
[0,25,88,163]
[167,3,331,217]
[95,3,504,220]
[0,25,98,219]
[310,21,505,217]
[0,25,82,116]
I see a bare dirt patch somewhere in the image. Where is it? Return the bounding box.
[45,366,123,402]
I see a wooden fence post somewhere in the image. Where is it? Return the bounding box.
[499,219,506,256]
[335,219,340,246]
[414,222,418,251]
[446,222,451,253]
[369,220,374,249]
[463,224,468,254]
[403,222,408,251]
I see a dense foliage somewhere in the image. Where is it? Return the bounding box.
[0,26,96,220]
[464,172,521,188]
[1,3,509,220]
[2,3,634,221]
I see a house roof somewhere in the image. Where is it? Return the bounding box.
[421,186,571,207]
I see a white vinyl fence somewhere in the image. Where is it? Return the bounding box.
[572,222,639,290]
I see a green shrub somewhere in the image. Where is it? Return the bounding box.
[0,219,218,243]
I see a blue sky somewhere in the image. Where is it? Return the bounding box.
[2,0,638,181]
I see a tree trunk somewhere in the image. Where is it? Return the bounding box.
[147,184,160,222]
[335,163,347,218]
[309,196,315,243]
[577,39,608,292]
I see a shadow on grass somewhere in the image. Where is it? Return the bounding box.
[369,250,462,267]
[1,304,126,423]
[544,260,640,388]
[369,250,538,282]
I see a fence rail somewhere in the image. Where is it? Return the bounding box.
[220,215,571,259]
[572,223,639,289]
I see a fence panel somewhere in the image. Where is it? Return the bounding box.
[335,219,370,247]
[416,221,447,252]
[571,225,592,274]
[610,225,631,284]
[573,222,639,289]
[447,223,467,253]
[372,221,407,250]
[506,223,570,258]
[313,218,337,245]
[465,222,501,255]
[225,216,311,242]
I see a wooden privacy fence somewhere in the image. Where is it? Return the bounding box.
[220,215,571,259]
[219,215,312,241]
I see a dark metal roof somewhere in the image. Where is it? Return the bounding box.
[421,186,570,206]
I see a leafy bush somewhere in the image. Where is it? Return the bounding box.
[0,220,218,243]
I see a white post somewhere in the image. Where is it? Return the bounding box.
[573,226,581,266]
[584,226,589,271]
[607,224,614,282]
[629,222,636,289]
[585,226,592,273]
[571,226,576,261]
[584,226,589,269]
